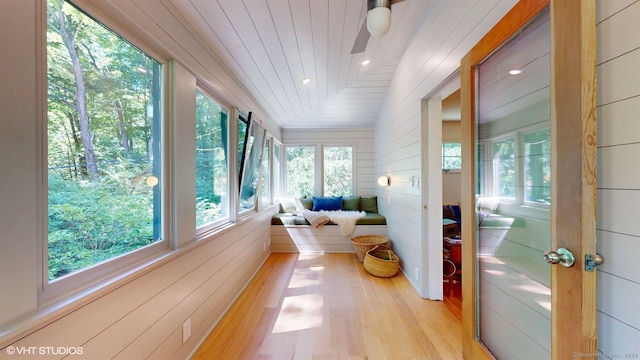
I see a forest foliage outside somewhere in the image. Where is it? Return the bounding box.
[285,146,353,197]
[195,91,228,227]
[45,0,349,281]
[47,0,162,279]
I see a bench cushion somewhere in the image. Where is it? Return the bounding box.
[271,211,386,226]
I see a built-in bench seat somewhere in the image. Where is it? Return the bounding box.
[271,211,387,225]
[270,196,387,253]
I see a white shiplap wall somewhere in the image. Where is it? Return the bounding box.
[375,0,519,297]
[596,0,640,355]
[5,212,273,359]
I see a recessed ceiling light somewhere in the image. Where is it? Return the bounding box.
[509,69,522,75]
[362,59,371,66]
[302,77,311,84]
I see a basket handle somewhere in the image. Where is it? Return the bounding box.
[370,244,391,252]
[367,245,396,262]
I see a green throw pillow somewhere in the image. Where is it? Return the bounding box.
[298,196,313,210]
[342,196,361,211]
[278,197,298,213]
[360,196,378,213]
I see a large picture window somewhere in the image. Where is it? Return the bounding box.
[195,90,229,228]
[284,145,355,197]
[47,0,163,280]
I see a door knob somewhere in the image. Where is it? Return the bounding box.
[543,247,575,268]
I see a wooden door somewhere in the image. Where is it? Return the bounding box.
[460,0,597,359]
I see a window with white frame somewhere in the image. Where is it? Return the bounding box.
[442,142,462,171]
[492,137,516,199]
[273,143,281,199]
[483,127,550,206]
[285,145,315,197]
[261,138,271,206]
[195,90,229,228]
[238,116,267,212]
[37,0,281,315]
[284,145,355,197]
[47,0,164,280]
[323,146,353,196]
[237,113,249,175]
[523,128,550,204]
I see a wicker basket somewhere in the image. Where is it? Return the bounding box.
[350,235,389,262]
[364,246,400,278]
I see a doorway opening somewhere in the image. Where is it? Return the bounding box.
[420,73,461,320]
[441,90,462,318]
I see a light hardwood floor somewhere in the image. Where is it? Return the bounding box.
[192,253,462,359]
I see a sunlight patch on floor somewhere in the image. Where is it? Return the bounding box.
[289,266,325,288]
[272,294,324,333]
[296,253,324,260]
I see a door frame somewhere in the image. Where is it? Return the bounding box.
[460,0,597,358]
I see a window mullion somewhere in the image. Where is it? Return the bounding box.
[229,108,239,221]
[516,132,525,205]
[316,145,323,196]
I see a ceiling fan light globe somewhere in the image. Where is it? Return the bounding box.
[367,7,391,38]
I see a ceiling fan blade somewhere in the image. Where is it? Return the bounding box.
[390,0,406,4]
[351,20,370,54]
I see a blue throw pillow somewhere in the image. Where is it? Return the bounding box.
[312,196,343,211]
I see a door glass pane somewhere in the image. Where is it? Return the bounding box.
[476,10,551,359]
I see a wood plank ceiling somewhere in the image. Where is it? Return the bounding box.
[168,0,432,129]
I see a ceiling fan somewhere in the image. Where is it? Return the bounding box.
[351,0,407,54]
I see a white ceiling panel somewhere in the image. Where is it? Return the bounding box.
[166,0,430,129]
[104,0,520,129]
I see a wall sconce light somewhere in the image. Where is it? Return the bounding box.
[146,175,158,187]
[377,175,390,187]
